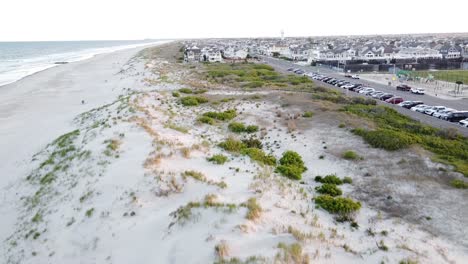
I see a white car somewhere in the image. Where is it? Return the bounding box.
[411,104,430,112]
[351,74,360,79]
[342,84,355,89]
[424,106,447,116]
[358,87,375,94]
[433,109,455,119]
[411,88,425,95]
[459,118,468,127]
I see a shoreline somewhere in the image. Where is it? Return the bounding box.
[0,40,171,89]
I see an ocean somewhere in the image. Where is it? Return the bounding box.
[0,40,163,87]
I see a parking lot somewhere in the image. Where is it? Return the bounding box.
[262,56,468,136]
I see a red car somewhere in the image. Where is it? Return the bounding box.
[386,96,404,104]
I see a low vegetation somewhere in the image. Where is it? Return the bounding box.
[241,148,276,166]
[342,150,361,160]
[315,195,361,218]
[180,96,209,106]
[182,170,227,188]
[315,183,343,196]
[197,116,216,125]
[202,109,237,121]
[343,104,468,176]
[179,88,193,94]
[302,111,314,118]
[245,197,262,220]
[451,179,468,189]
[204,63,314,90]
[218,137,246,153]
[275,242,309,264]
[207,154,228,165]
[228,122,259,133]
[275,151,307,180]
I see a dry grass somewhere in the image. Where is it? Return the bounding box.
[215,240,230,259]
[276,242,310,264]
[245,197,262,221]
[181,147,191,158]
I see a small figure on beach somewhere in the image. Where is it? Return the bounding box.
[81,100,85,104]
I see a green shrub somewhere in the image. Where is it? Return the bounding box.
[179,88,193,94]
[218,138,246,153]
[315,195,361,217]
[352,128,415,151]
[245,125,259,133]
[228,122,246,133]
[451,179,468,189]
[279,151,307,172]
[315,183,342,196]
[302,111,314,118]
[172,91,180,97]
[193,89,208,94]
[207,154,228,165]
[276,151,307,180]
[203,109,237,121]
[241,148,276,166]
[343,177,353,184]
[180,96,208,106]
[342,150,360,160]
[242,137,263,149]
[197,116,215,125]
[317,174,343,185]
[275,165,303,180]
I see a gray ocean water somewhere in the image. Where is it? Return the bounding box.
[0,40,161,87]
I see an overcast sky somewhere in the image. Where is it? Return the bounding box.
[1,0,467,41]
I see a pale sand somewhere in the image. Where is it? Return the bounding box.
[0,41,168,245]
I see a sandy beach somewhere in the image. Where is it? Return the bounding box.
[1,42,467,264]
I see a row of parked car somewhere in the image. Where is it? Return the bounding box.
[408,103,468,126]
[293,70,468,128]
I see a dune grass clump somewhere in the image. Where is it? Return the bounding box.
[343,176,353,184]
[315,183,343,196]
[193,89,208,94]
[242,137,263,149]
[315,174,343,185]
[245,197,262,220]
[197,116,216,125]
[275,151,307,180]
[276,242,309,264]
[302,111,314,118]
[207,154,228,165]
[342,150,361,160]
[180,96,209,106]
[179,88,193,94]
[202,109,237,121]
[241,148,276,166]
[228,122,259,133]
[451,179,468,189]
[218,137,246,153]
[172,91,180,97]
[315,195,361,218]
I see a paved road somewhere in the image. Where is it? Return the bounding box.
[262,56,468,136]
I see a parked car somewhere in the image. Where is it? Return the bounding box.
[287,68,294,71]
[446,111,468,123]
[379,93,394,101]
[459,118,468,127]
[400,101,424,109]
[358,87,375,94]
[433,109,455,119]
[410,88,425,95]
[344,74,352,78]
[424,106,447,116]
[371,91,385,98]
[396,84,411,91]
[412,105,431,113]
[386,97,404,104]
[342,84,355,89]
[351,74,360,79]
